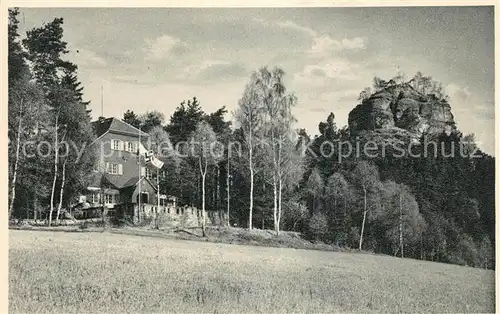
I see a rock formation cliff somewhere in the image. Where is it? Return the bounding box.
[348,83,456,140]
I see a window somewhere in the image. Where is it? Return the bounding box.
[104,194,117,204]
[107,163,122,175]
[112,139,121,150]
[142,167,153,179]
[127,142,136,153]
[145,168,153,179]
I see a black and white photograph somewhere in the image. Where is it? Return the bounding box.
[6,3,496,313]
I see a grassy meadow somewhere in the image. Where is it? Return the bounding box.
[9,230,494,313]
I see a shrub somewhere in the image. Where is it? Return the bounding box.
[308,212,329,242]
[347,227,360,248]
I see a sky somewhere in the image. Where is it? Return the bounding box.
[18,6,495,154]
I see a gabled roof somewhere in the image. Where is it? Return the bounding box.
[121,176,157,191]
[91,117,149,139]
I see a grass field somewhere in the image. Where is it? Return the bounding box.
[9,230,494,313]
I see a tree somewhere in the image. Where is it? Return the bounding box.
[358,87,372,102]
[205,106,231,135]
[166,97,204,144]
[282,200,308,231]
[190,121,223,236]
[55,99,96,223]
[256,66,298,234]
[8,8,29,85]
[204,106,232,224]
[308,212,329,241]
[23,17,75,95]
[234,72,264,229]
[123,110,141,129]
[276,131,305,231]
[379,181,425,257]
[139,110,165,133]
[147,126,178,229]
[164,98,206,207]
[373,77,387,91]
[325,172,349,220]
[23,16,95,224]
[8,76,48,219]
[351,161,380,250]
[306,168,324,213]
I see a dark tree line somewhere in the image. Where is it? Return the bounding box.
[8,8,96,224]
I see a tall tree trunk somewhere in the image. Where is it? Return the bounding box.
[199,157,207,237]
[212,167,216,212]
[249,153,254,230]
[271,129,279,235]
[9,103,23,220]
[49,115,59,226]
[399,189,404,258]
[248,123,254,230]
[276,136,283,235]
[359,185,367,250]
[344,197,347,216]
[56,156,68,224]
[277,177,283,234]
[273,174,278,235]
[420,236,423,260]
[216,165,220,226]
[197,171,200,208]
[34,192,38,221]
[156,168,160,229]
[226,152,230,227]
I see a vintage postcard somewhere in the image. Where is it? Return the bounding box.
[4,2,497,313]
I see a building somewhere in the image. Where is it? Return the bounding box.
[81,117,174,210]
[76,116,227,227]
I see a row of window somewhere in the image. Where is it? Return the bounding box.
[87,193,119,204]
[87,193,170,206]
[111,139,139,152]
[105,162,154,179]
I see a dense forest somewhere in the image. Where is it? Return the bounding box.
[8,8,495,269]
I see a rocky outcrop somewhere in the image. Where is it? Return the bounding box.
[348,84,456,140]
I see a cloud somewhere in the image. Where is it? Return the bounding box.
[144,34,187,61]
[444,83,494,154]
[197,63,247,81]
[180,60,247,83]
[293,58,361,89]
[309,36,366,58]
[275,20,317,37]
[67,48,107,68]
[446,83,471,102]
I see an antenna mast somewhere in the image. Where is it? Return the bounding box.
[100,84,104,117]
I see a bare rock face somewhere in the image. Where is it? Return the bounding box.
[348,84,456,140]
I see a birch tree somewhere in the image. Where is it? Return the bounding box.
[352,161,380,250]
[234,72,264,229]
[55,99,96,223]
[8,79,47,219]
[190,121,223,236]
[255,67,298,234]
[380,180,425,257]
[276,131,304,232]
